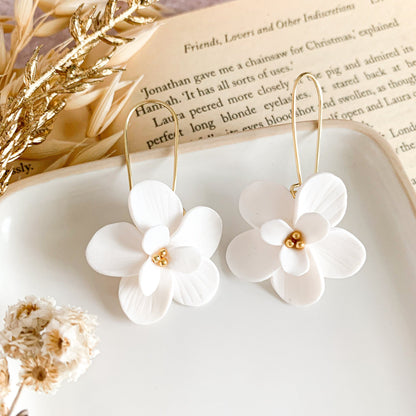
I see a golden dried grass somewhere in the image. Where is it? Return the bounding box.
[1,0,163,188]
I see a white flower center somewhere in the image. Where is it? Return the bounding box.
[151,248,169,267]
[284,230,305,250]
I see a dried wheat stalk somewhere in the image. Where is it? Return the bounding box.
[0,0,160,195]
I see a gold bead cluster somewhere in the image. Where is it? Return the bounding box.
[151,248,169,267]
[284,231,305,250]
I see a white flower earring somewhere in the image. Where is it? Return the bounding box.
[86,100,222,324]
[226,73,366,306]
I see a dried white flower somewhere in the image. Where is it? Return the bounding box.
[2,296,56,358]
[41,306,99,381]
[0,357,9,399]
[1,296,99,394]
[20,355,61,394]
[42,320,80,363]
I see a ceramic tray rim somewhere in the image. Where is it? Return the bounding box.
[4,119,415,215]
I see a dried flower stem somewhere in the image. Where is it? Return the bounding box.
[6,381,25,416]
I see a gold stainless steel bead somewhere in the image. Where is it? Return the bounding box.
[285,239,295,248]
[295,241,305,249]
[292,231,301,240]
[284,230,305,250]
[151,248,169,267]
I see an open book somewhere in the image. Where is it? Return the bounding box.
[18,0,416,187]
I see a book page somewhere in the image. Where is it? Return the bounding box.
[16,0,416,187]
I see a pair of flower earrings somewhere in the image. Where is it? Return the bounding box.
[86,73,366,325]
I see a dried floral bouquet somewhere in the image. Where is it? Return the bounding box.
[0,296,99,416]
[0,0,163,195]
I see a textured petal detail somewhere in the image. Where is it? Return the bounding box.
[295,213,329,244]
[119,272,173,325]
[86,222,145,277]
[226,229,281,282]
[128,180,183,233]
[295,173,347,227]
[170,206,222,258]
[271,260,325,306]
[260,219,293,246]
[139,258,161,296]
[279,245,310,276]
[168,246,201,273]
[239,181,294,228]
[142,225,170,255]
[173,258,219,306]
[310,228,366,278]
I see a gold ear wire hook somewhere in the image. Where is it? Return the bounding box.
[290,72,323,198]
[123,99,180,191]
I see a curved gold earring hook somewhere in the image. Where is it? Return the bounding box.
[290,72,323,198]
[123,99,180,191]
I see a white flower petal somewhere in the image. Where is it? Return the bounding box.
[168,246,201,273]
[260,219,293,246]
[310,228,366,278]
[118,271,173,325]
[128,180,183,233]
[295,173,347,227]
[170,206,222,258]
[142,225,170,255]
[239,181,294,228]
[279,245,310,276]
[226,229,281,282]
[295,213,329,244]
[271,259,325,306]
[86,222,145,277]
[173,258,219,306]
[139,258,162,296]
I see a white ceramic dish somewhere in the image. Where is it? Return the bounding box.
[1,120,416,416]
